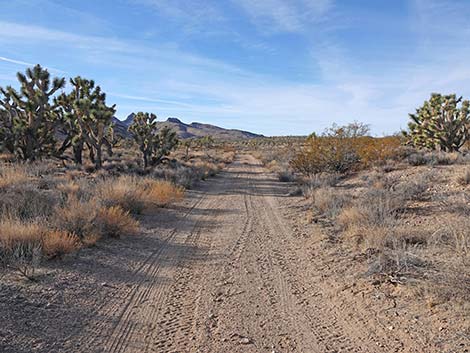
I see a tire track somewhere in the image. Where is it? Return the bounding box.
[103,194,217,353]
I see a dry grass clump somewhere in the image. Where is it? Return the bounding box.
[54,198,98,239]
[0,218,45,278]
[304,173,341,194]
[57,180,82,197]
[98,176,184,213]
[312,187,349,218]
[0,219,79,277]
[0,186,58,220]
[55,198,140,241]
[430,218,470,256]
[406,150,463,166]
[335,185,426,276]
[95,206,139,238]
[143,180,185,207]
[98,176,146,214]
[43,231,79,259]
[0,164,30,190]
[192,161,220,179]
[154,165,196,189]
[423,219,470,301]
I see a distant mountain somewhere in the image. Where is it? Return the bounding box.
[113,114,262,140]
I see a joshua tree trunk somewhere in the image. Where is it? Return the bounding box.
[95,147,102,169]
[73,141,84,165]
[143,153,149,168]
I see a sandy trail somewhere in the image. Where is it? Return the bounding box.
[4,155,440,352]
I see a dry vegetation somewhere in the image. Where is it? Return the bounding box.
[251,126,470,315]
[0,141,234,280]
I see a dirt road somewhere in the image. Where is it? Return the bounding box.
[1,155,451,352]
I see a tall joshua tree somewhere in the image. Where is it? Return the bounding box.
[0,108,15,153]
[153,127,178,164]
[56,77,115,168]
[128,113,179,167]
[128,112,158,168]
[0,65,65,160]
[404,93,470,152]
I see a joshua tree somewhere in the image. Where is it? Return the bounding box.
[128,114,179,167]
[153,126,179,165]
[56,77,115,168]
[128,112,158,168]
[0,108,15,153]
[54,94,85,164]
[181,138,194,161]
[0,65,65,160]
[404,93,470,152]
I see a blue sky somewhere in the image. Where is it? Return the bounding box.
[1,0,470,136]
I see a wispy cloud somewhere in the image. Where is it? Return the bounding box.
[0,56,35,67]
[234,0,333,33]
[0,55,65,73]
[129,0,225,34]
[1,0,470,136]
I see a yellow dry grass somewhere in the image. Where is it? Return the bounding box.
[0,218,45,250]
[54,198,98,239]
[0,164,30,190]
[143,180,185,207]
[43,231,79,259]
[95,205,139,238]
[98,176,146,214]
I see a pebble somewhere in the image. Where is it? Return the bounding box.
[239,337,252,345]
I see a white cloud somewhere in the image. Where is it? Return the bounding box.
[1,0,470,137]
[0,56,35,67]
[234,0,333,33]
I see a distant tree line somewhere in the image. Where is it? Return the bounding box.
[0,65,178,168]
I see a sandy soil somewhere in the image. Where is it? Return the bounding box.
[0,155,467,352]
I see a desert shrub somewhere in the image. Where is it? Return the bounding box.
[0,218,45,278]
[54,198,98,239]
[0,164,30,190]
[291,123,402,176]
[356,188,404,226]
[366,237,426,276]
[143,180,185,207]
[312,187,349,218]
[95,206,139,238]
[192,161,219,179]
[0,186,58,219]
[406,151,429,166]
[394,173,432,201]
[407,150,460,166]
[291,136,360,175]
[354,136,403,167]
[43,231,79,259]
[308,173,341,188]
[156,165,195,189]
[430,219,470,255]
[98,176,146,214]
[338,187,406,238]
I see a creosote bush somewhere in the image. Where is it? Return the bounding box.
[291,123,402,176]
